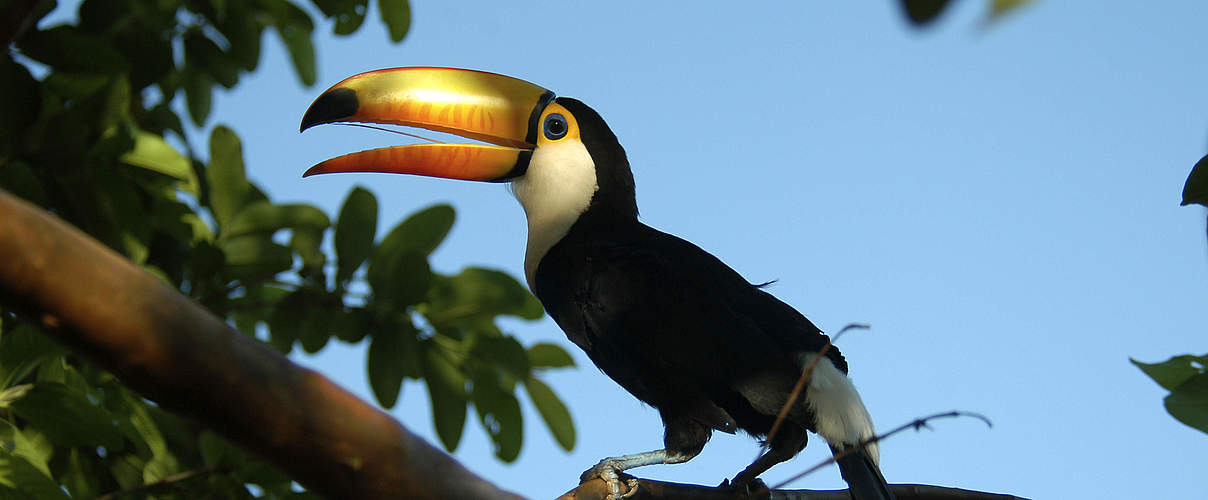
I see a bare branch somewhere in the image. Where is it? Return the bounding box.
[0,189,522,500]
[772,411,993,490]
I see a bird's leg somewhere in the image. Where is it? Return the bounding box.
[581,449,692,499]
[730,424,808,489]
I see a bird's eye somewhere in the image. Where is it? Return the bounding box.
[543,113,568,140]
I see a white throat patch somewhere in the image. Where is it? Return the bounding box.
[510,138,598,289]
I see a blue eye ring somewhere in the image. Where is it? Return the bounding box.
[543,113,568,140]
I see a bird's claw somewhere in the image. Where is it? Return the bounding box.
[719,477,770,499]
[580,459,637,499]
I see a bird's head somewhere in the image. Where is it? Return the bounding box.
[300,67,636,221]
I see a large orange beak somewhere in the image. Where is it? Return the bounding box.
[299,67,555,182]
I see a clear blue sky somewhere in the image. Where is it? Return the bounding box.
[51,1,1208,498]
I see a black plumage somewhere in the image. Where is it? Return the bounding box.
[532,99,889,496]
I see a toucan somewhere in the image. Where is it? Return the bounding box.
[300,67,894,499]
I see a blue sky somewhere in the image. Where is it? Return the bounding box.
[50,1,1208,498]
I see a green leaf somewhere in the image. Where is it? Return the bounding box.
[473,336,530,380]
[379,204,455,258]
[425,267,544,327]
[17,26,128,74]
[143,450,181,483]
[898,0,951,27]
[185,31,240,89]
[221,235,293,281]
[423,341,467,452]
[379,0,411,42]
[0,448,69,500]
[1132,355,1207,391]
[227,201,331,238]
[0,161,46,206]
[221,1,265,71]
[335,186,378,284]
[121,130,199,195]
[0,59,41,156]
[207,125,251,231]
[273,2,317,86]
[368,250,431,308]
[368,327,410,409]
[292,226,327,272]
[1182,154,1208,207]
[1165,373,1208,434]
[0,384,33,409]
[5,421,53,476]
[0,324,64,387]
[10,382,123,450]
[525,376,575,451]
[472,375,523,462]
[332,0,369,35]
[527,343,575,369]
[183,66,213,127]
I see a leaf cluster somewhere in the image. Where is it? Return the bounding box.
[1,1,572,498]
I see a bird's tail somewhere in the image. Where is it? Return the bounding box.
[833,445,896,500]
[798,353,895,500]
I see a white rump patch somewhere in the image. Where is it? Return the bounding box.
[510,139,598,289]
[799,353,879,464]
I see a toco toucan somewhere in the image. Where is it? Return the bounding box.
[300,67,894,499]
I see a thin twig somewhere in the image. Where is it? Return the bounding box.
[760,323,870,457]
[770,410,993,490]
[94,465,221,500]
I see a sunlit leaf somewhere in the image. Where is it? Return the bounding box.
[221,235,293,281]
[525,376,575,451]
[527,343,575,369]
[335,186,378,285]
[121,130,199,195]
[0,449,69,500]
[1182,154,1208,207]
[226,201,330,238]
[207,125,251,231]
[379,0,411,42]
[378,204,455,258]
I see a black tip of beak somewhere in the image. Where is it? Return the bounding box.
[300,88,360,132]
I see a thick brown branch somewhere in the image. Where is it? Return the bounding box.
[561,477,1026,500]
[0,189,521,500]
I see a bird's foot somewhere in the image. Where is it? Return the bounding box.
[719,477,770,499]
[580,459,639,499]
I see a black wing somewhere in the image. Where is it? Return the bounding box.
[535,222,843,433]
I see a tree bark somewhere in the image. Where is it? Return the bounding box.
[0,188,522,500]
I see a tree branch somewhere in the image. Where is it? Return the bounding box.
[0,189,522,500]
[561,477,1026,500]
